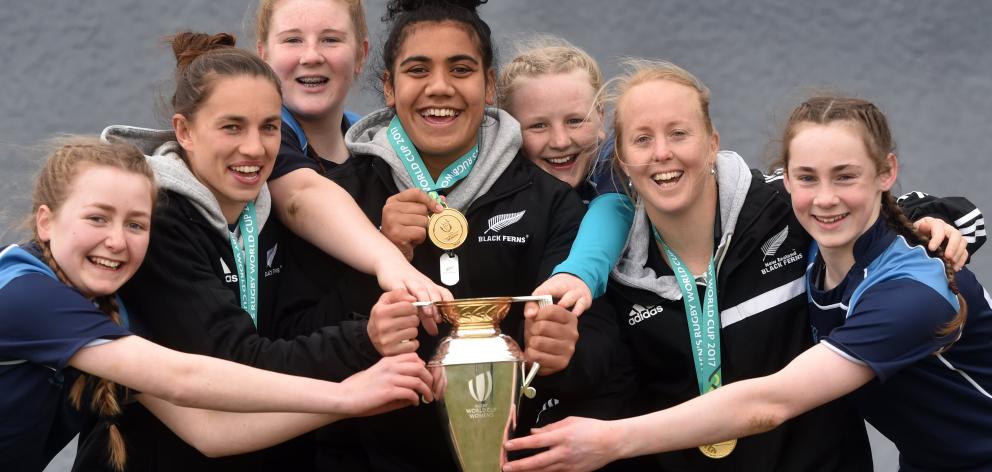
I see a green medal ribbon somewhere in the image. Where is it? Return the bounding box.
[385,115,479,207]
[652,227,722,394]
[227,201,259,326]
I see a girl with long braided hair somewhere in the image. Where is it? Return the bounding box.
[503,95,992,472]
[0,138,432,472]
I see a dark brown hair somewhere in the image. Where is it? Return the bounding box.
[781,96,967,339]
[169,32,281,121]
[31,137,156,471]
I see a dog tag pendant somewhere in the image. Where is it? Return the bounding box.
[440,252,459,286]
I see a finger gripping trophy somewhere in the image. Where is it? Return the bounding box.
[423,296,547,471]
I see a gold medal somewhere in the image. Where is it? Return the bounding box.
[428,208,468,251]
[699,438,736,459]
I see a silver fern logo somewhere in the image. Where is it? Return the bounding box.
[468,371,493,403]
[535,398,560,424]
[761,226,789,261]
[266,244,278,268]
[484,210,526,234]
[264,244,282,278]
[759,225,803,275]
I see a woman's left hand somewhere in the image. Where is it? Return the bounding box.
[531,273,593,317]
[914,216,968,270]
[502,417,621,472]
[376,260,453,336]
[339,353,434,417]
[523,304,578,376]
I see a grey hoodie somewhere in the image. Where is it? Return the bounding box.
[100,125,272,240]
[344,107,522,210]
[610,150,752,299]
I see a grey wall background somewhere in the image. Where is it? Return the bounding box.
[2,1,988,470]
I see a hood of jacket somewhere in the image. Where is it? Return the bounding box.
[100,125,271,240]
[344,107,522,211]
[611,150,752,299]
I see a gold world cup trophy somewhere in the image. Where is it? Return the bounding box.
[416,295,548,471]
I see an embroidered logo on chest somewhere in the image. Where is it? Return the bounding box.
[220,257,238,283]
[759,226,804,275]
[264,244,282,278]
[628,303,663,326]
[477,210,529,244]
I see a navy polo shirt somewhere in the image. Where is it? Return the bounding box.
[807,221,992,471]
[0,245,131,471]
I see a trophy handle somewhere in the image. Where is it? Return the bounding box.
[520,294,552,399]
[521,362,540,399]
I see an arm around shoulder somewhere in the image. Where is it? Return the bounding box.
[552,193,634,298]
[898,192,986,255]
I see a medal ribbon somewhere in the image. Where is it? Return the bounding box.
[652,227,723,395]
[227,201,259,326]
[386,115,479,207]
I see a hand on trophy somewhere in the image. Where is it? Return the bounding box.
[339,352,434,416]
[368,289,423,356]
[381,188,444,261]
[523,303,579,376]
[375,260,452,336]
[502,416,620,472]
[530,273,593,317]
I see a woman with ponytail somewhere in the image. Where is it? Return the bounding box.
[69,31,436,471]
[0,138,432,472]
[503,96,992,472]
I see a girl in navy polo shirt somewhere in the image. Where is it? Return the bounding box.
[0,138,431,472]
[502,96,991,472]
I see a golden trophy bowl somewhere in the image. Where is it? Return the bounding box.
[435,297,511,334]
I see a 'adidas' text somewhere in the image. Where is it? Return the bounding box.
[628,304,663,326]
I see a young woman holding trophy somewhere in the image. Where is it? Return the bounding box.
[309,0,624,469]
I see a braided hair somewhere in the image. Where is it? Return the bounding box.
[781,97,967,340]
[31,137,156,470]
